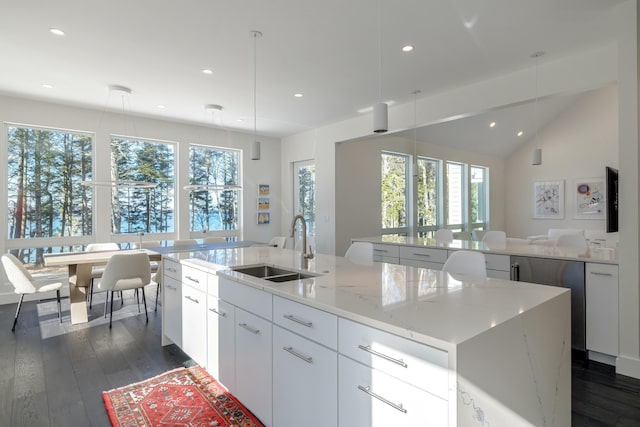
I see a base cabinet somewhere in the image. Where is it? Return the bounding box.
[206,295,235,390]
[273,325,338,427]
[338,356,448,426]
[586,263,619,356]
[234,307,272,426]
[163,275,182,347]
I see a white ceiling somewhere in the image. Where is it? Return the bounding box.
[0,0,624,142]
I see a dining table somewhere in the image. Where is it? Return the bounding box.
[43,240,266,324]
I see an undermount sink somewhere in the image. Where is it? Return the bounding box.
[231,264,318,282]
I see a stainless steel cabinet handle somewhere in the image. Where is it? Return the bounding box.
[283,346,313,363]
[358,345,407,368]
[167,267,178,273]
[185,275,199,283]
[374,249,388,253]
[413,253,431,257]
[590,271,614,277]
[166,284,177,291]
[510,263,520,281]
[284,314,313,328]
[357,385,407,414]
[209,308,226,317]
[239,323,260,335]
[184,295,199,304]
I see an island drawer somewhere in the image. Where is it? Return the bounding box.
[181,265,208,293]
[338,318,448,398]
[273,296,338,350]
[219,278,272,321]
[484,253,510,272]
[164,258,182,281]
[338,355,447,426]
[399,246,447,263]
[373,244,400,263]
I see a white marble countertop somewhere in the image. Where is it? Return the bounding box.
[353,235,618,264]
[166,246,568,352]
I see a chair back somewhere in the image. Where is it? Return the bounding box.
[472,230,487,242]
[482,230,507,245]
[556,234,588,249]
[203,236,226,244]
[269,236,287,249]
[442,250,487,278]
[86,242,120,252]
[98,253,151,292]
[453,231,472,240]
[173,239,198,247]
[1,254,36,294]
[434,229,453,243]
[344,242,374,264]
[133,240,161,249]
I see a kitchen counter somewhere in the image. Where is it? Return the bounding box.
[165,246,570,426]
[354,234,618,264]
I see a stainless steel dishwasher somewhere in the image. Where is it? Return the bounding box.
[511,256,585,351]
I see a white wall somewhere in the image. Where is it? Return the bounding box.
[335,135,505,256]
[504,85,619,239]
[0,95,281,299]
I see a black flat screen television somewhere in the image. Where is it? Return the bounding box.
[606,166,618,233]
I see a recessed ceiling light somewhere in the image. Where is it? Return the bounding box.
[517,131,524,137]
[294,93,303,98]
[157,105,166,109]
[402,45,414,52]
[41,84,53,89]
[49,28,65,36]
[202,69,213,75]
[489,122,496,128]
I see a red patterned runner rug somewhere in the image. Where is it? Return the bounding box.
[103,366,264,427]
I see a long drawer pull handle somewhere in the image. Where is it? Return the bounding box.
[185,275,200,283]
[185,295,199,304]
[358,345,407,368]
[208,308,226,317]
[357,385,407,414]
[167,267,178,273]
[166,285,177,291]
[283,346,313,364]
[590,271,614,277]
[412,253,431,257]
[373,249,388,253]
[284,314,313,328]
[239,323,260,335]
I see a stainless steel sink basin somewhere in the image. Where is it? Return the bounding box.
[231,264,318,282]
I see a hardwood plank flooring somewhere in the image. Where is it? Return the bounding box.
[0,292,639,426]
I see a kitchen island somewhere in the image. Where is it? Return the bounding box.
[161,246,570,427]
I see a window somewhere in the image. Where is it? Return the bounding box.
[188,145,240,233]
[470,166,489,230]
[416,157,440,237]
[381,152,408,234]
[110,137,175,235]
[445,161,465,230]
[293,160,316,235]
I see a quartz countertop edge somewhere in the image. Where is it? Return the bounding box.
[167,247,569,352]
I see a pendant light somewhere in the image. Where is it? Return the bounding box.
[250,30,262,160]
[373,0,388,133]
[412,90,421,177]
[531,51,544,165]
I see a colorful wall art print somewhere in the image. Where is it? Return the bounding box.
[533,180,564,219]
[257,197,270,210]
[258,184,270,195]
[574,178,605,219]
[257,212,270,225]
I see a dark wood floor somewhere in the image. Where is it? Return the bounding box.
[1,295,639,426]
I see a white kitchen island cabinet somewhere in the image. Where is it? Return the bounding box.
[162,247,570,427]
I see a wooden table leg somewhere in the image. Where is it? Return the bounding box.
[67,263,92,324]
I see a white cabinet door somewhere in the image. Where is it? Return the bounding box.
[372,244,400,264]
[235,308,272,426]
[163,275,182,347]
[273,325,338,427]
[338,355,447,427]
[182,284,207,366]
[206,294,235,391]
[586,263,619,356]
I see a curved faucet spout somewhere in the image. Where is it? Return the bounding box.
[290,214,314,267]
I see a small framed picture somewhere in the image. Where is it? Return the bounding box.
[533,180,564,219]
[257,197,270,210]
[257,212,270,225]
[258,184,270,195]
[574,178,605,219]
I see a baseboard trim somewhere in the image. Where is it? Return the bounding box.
[616,355,640,379]
[588,350,617,366]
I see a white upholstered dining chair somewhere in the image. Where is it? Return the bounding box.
[269,236,287,248]
[98,252,152,328]
[85,242,120,309]
[442,250,487,278]
[434,229,453,243]
[203,236,226,244]
[2,253,63,331]
[344,241,374,264]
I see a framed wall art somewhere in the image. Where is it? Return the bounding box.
[533,180,564,219]
[573,178,605,219]
[258,184,270,195]
[257,212,270,225]
[257,197,270,210]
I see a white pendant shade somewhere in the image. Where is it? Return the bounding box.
[373,102,388,133]
[251,140,261,160]
[532,148,542,165]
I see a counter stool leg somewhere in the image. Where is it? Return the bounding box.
[11,294,24,332]
[57,290,61,323]
[141,288,148,323]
